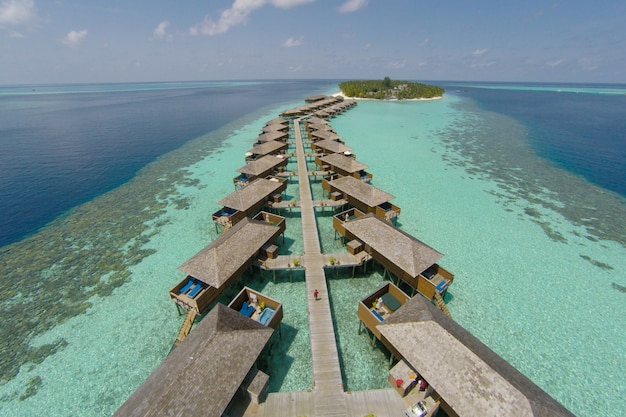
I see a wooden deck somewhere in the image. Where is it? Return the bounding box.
[295,117,347,415]
[245,117,412,416]
[254,388,409,417]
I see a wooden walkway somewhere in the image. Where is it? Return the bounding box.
[248,117,412,416]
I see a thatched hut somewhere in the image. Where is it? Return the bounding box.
[255,131,289,143]
[311,139,352,156]
[377,296,576,417]
[264,117,288,126]
[234,155,288,186]
[213,177,287,227]
[310,129,342,142]
[262,123,288,133]
[113,304,274,417]
[169,217,283,314]
[246,140,289,161]
[317,153,372,182]
[323,175,400,222]
[340,214,453,299]
[305,94,328,103]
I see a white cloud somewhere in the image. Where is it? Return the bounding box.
[62,29,87,47]
[190,0,315,36]
[385,60,406,70]
[364,43,371,49]
[418,38,429,47]
[338,0,367,13]
[546,59,565,67]
[0,0,36,26]
[288,65,303,72]
[472,48,489,56]
[282,36,303,47]
[152,21,173,42]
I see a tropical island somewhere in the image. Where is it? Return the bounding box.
[339,77,444,100]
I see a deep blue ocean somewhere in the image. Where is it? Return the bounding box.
[0,80,338,247]
[449,82,626,198]
[2,81,624,248]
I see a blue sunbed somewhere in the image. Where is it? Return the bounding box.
[371,309,384,322]
[179,279,194,294]
[239,302,255,317]
[188,283,203,298]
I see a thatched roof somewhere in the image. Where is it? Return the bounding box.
[262,124,287,133]
[378,297,575,417]
[328,175,393,207]
[265,117,287,125]
[305,116,328,125]
[256,131,288,142]
[311,130,341,141]
[320,153,368,174]
[305,94,328,103]
[343,214,441,278]
[217,178,284,212]
[236,155,286,176]
[314,139,351,154]
[247,140,287,156]
[308,123,334,132]
[179,218,279,287]
[113,304,273,417]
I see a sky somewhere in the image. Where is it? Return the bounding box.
[1,0,625,84]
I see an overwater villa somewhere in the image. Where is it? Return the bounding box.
[245,140,289,161]
[324,175,401,223]
[112,304,276,417]
[212,177,287,229]
[309,129,342,142]
[255,130,289,143]
[264,116,288,125]
[116,95,575,417]
[262,123,289,133]
[311,138,352,156]
[335,213,453,301]
[233,154,289,187]
[169,216,285,315]
[377,296,575,417]
[304,119,334,132]
[317,152,373,182]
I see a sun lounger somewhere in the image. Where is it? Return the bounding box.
[239,302,255,317]
[371,309,384,322]
[179,279,194,294]
[188,283,203,298]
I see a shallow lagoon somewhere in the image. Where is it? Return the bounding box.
[1,87,625,417]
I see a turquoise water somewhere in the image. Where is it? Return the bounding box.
[1,87,625,417]
[332,95,626,417]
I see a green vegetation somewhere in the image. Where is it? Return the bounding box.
[339,77,444,99]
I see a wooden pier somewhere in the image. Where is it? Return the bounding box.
[255,116,409,417]
[294,117,347,415]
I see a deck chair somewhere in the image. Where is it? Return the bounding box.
[188,283,203,298]
[179,279,194,294]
